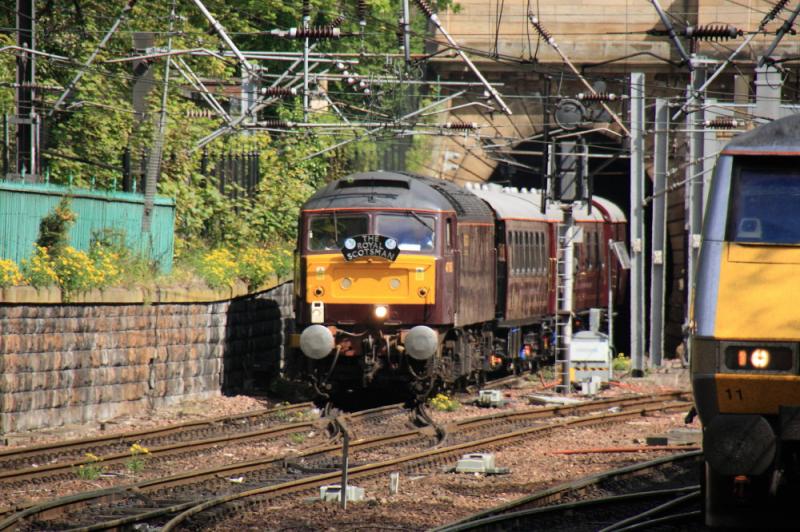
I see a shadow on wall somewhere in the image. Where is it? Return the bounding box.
[221,285,291,395]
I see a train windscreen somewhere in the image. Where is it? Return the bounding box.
[375,213,436,252]
[308,214,368,250]
[728,158,800,244]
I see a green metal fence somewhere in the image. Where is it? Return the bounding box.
[0,181,175,272]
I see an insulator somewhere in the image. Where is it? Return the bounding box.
[302,0,311,19]
[397,18,405,47]
[443,121,478,130]
[684,24,742,41]
[528,14,554,44]
[335,61,347,71]
[577,92,620,102]
[704,118,740,129]
[330,14,346,27]
[261,87,297,97]
[288,27,341,39]
[259,119,291,128]
[766,0,790,22]
[414,0,436,19]
[357,0,367,24]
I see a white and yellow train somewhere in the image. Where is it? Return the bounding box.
[692,114,800,527]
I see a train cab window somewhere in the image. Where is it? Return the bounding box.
[728,158,800,244]
[308,214,368,250]
[446,219,453,250]
[375,213,436,252]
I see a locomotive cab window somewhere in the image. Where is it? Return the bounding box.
[728,157,800,244]
[308,213,368,251]
[376,213,436,252]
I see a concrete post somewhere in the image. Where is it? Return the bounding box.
[629,72,646,376]
[649,99,668,367]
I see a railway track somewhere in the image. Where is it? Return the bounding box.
[0,403,319,487]
[434,451,703,531]
[0,402,314,473]
[0,392,692,530]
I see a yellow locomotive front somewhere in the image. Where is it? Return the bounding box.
[291,172,470,399]
[692,117,800,527]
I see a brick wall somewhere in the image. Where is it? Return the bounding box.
[0,283,294,434]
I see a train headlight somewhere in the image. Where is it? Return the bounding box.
[724,344,793,371]
[751,349,770,369]
[374,305,388,319]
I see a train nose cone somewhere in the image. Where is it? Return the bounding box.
[405,326,438,360]
[300,325,334,359]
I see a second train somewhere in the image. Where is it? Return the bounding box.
[290,171,627,400]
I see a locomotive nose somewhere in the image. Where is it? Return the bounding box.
[405,326,438,360]
[300,325,334,359]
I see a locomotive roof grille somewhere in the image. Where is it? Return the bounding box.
[337,178,410,189]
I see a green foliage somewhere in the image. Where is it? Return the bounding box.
[75,453,105,481]
[612,354,631,372]
[36,198,76,257]
[429,393,460,412]
[289,432,306,444]
[0,0,457,277]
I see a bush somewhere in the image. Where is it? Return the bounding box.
[612,354,631,372]
[0,259,23,287]
[429,393,460,412]
[36,197,76,257]
[53,246,101,296]
[21,245,59,288]
[237,247,274,291]
[197,248,238,288]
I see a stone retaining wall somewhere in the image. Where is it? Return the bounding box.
[0,283,294,434]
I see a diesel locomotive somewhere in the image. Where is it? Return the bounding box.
[290,170,626,400]
[692,114,800,527]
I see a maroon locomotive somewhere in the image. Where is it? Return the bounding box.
[290,171,626,399]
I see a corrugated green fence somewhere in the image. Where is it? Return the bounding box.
[0,181,175,272]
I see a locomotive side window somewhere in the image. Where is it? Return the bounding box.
[308,214,368,250]
[728,157,800,244]
[375,213,436,252]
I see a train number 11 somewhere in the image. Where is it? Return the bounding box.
[725,388,744,401]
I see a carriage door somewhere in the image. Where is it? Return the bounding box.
[443,217,458,321]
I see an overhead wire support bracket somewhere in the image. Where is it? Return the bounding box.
[758,1,800,67]
[674,0,791,120]
[189,0,256,77]
[648,0,692,71]
[49,0,138,117]
[413,0,512,115]
[527,13,630,137]
[299,90,467,161]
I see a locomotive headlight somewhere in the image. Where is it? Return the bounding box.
[751,348,770,369]
[724,344,793,371]
[374,305,388,319]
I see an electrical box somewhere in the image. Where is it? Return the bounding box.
[478,389,505,407]
[320,484,365,502]
[569,330,611,382]
[311,301,325,324]
[454,453,509,474]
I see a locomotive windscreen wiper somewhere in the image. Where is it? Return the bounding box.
[409,211,433,232]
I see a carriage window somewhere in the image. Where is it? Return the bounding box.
[728,158,800,244]
[375,213,436,252]
[525,232,531,273]
[308,214,368,250]
[535,232,542,274]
